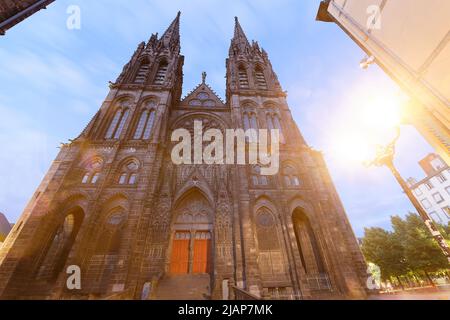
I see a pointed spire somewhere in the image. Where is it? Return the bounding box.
[232,16,250,49]
[160,11,181,47]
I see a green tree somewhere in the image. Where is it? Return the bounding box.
[392,213,448,280]
[361,227,407,281]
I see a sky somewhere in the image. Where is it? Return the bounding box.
[0,0,434,236]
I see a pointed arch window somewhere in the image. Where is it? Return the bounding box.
[266,112,284,143]
[251,165,269,186]
[95,209,126,255]
[266,113,274,131]
[118,159,140,185]
[153,61,168,85]
[282,165,301,187]
[36,208,84,281]
[238,65,249,89]
[134,108,156,140]
[250,113,258,130]
[105,107,130,139]
[91,173,100,184]
[81,158,103,185]
[134,60,150,84]
[243,113,251,130]
[243,110,259,142]
[255,208,286,276]
[255,66,268,90]
[292,209,326,276]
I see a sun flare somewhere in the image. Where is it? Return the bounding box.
[327,88,407,166]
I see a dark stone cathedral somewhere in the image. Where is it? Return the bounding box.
[0,12,368,300]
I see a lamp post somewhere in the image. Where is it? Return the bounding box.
[366,127,450,264]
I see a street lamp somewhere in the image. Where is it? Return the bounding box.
[366,127,450,264]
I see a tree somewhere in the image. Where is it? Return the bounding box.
[361,213,449,288]
[361,227,407,281]
[392,213,448,280]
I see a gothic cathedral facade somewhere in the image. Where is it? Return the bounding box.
[0,13,368,300]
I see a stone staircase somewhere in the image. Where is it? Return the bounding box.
[153,274,211,300]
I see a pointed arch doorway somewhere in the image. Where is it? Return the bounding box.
[169,189,213,275]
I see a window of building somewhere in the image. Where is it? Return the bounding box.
[118,173,127,185]
[414,187,423,196]
[442,207,450,219]
[283,165,301,188]
[255,66,267,90]
[421,199,432,209]
[251,165,269,186]
[105,106,130,140]
[95,209,126,256]
[272,114,284,144]
[242,110,258,142]
[81,173,90,184]
[134,102,156,140]
[81,158,103,184]
[284,176,291,186]
[425,181,434,190]
[260,176,268,185]
[432,192,444,203]
[255,208,286,276]
[153,61,168,85]
[91,173,100,184]
[252,175,269,186]
[238,65,249,89]
[436,173,447,183]
[128,173,137,185]
[118,159,139,185]
[134,60,150,84]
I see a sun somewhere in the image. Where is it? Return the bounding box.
[327,89,407,166]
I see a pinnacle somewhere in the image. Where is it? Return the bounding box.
[160,11,181,46]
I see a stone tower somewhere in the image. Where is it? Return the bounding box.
[0,13,368,300]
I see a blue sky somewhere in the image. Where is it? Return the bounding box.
[0,0,433,236]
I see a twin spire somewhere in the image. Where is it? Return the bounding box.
[154,12,254,54]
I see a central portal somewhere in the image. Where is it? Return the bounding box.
[169,189,213,275]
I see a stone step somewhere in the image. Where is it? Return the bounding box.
[153,274,211,300]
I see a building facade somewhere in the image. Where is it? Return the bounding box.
[408,154,450,225]
[0,13,368,300]
[0,0,55,35]
[316,0,450,165]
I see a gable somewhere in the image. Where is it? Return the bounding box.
[180,82,225,108]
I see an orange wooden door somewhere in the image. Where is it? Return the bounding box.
[192,231,211,273]
[170,231,190,274]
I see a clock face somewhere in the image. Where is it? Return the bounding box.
[197,92,209,100]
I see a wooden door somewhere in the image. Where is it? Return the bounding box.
[170,231,190,274]
[192,231,211,273]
